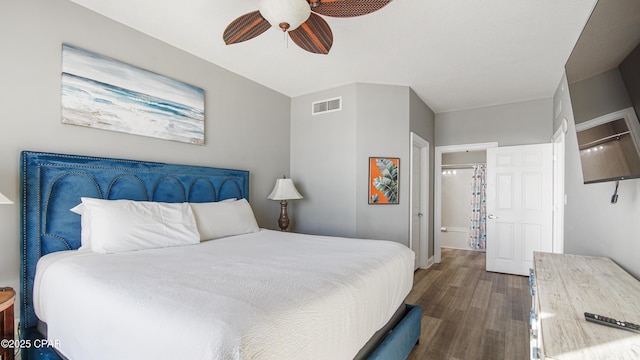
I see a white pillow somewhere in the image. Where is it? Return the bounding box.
[70,202,92,251]
[190,198,259,241]
[71,198,200,253]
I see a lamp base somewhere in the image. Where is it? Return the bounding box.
[278,200,290,231]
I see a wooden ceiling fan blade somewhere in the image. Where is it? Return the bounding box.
[310,0,392,18]
[223,11,271,45]
[289,13,333,54]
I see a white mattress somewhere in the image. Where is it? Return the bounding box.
[34,229,414,360]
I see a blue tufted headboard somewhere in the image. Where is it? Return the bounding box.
[20,151,249,334]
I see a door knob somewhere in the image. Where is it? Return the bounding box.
[488,214,499,219]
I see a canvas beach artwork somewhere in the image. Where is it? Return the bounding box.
[61,44,205,145]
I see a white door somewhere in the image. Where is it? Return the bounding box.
[486,144,553,276]
[410,133,429,270]
[411,144,422,270]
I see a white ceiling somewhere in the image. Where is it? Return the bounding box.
[68,0,597,113]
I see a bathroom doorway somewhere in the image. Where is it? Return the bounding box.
[440,150,487,251]
[434,143,497,263]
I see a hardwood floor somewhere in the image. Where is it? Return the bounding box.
[406,248,530,360]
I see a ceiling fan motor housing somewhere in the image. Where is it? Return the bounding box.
[259,0,311,32]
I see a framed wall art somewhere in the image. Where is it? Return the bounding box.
[368,157,399,204]
[61,44,205,145]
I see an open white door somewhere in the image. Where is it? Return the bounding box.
[486,144,553,276]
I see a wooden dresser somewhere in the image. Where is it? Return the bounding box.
[530,252,640,359]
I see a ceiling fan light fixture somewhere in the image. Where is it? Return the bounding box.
[259,0,311,32]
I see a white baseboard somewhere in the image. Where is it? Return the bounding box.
[441,245,486,253]
[421,256,435,269]
[441,245,471,251]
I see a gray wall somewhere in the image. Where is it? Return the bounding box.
[568,69,632,124]
[0,0,291,300]
[620,43,640,121]
[435,98,553,146]
[555,73,640,278]
[290,84,358,237]
[355,84,410,243]
[442,151,487,165]
[291,83,435,247]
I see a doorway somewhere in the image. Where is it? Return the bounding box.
[440,151,487,251]
[434,143,498,263]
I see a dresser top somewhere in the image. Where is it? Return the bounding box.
[534,252,640,359]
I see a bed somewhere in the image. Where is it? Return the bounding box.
[20,151,421,360]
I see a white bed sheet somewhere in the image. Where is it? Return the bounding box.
[34,229,414,360]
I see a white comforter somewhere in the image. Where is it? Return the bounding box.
[34,229,414,360]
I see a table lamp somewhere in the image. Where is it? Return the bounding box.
[267,176,303,231]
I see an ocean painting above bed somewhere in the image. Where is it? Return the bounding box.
[61,44,205,145]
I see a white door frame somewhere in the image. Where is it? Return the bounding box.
[410,132,430,269]
[552,121,567,254]
[434,142,498,263]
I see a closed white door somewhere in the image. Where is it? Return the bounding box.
[410,133,429,270]
[411,143,422,270]
[486,144,553,276]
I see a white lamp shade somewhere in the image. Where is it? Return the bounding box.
[259,0,311,31]
[0,192,13,205]
[268,178,303,200]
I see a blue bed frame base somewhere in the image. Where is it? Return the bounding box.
[368,304,422,360]
[22,305,421,360]
[20,150,420,359]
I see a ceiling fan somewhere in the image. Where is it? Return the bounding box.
[223,0,392,55]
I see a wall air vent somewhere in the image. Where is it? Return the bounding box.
[312,97,342,115]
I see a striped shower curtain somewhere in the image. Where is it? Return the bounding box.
[469,164,487,250]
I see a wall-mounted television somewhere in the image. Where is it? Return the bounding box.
[565,0,640,184]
